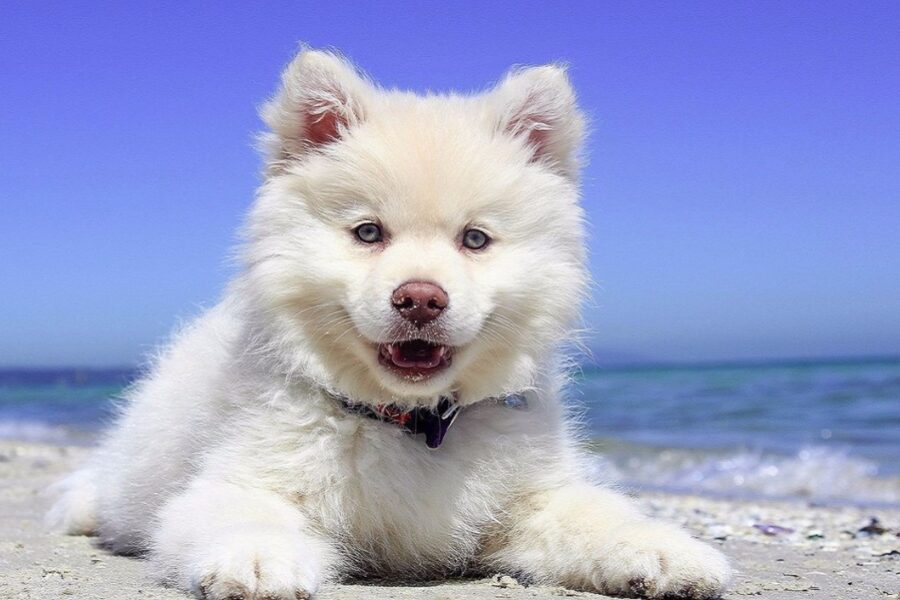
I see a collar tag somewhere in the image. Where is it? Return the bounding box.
[338,394,462,449]
[421,396,460,449]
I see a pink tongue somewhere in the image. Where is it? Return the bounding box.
[389,342,443,368]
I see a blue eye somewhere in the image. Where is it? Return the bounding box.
[462,228,490,250]
[354,223,383,243]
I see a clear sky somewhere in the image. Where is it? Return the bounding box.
[2,2,899,367]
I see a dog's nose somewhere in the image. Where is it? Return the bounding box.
[392,281,448,327]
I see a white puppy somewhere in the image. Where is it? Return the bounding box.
[48,49,731,600]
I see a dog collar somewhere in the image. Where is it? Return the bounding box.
[340,395,462,449]
[332,391,529,449]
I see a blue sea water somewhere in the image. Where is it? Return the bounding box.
[0,368,129,444]
[577,358,900,506]
[1,359,899,506]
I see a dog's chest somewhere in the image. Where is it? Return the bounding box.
[300,416,509,569]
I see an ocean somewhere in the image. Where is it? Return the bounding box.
[2,359,899,507]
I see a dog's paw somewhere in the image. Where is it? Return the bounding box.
[45,468,99,536]
[186,531,323,600]
[590,521,731,599]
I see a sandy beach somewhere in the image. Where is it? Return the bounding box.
[1,441,897,600]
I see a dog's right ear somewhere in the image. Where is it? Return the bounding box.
[260,49,372,168]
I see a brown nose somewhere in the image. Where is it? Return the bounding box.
[392,281,448,327]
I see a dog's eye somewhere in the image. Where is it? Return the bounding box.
[462,228,490,250]
[354,223,383,244]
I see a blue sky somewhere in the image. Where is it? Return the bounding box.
[2,2,899,367]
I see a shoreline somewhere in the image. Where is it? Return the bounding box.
[1,441,898,599]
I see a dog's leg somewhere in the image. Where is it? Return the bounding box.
[483,483,731,599]
[152,479,336,600]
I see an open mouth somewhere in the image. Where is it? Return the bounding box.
[378,340,452,380]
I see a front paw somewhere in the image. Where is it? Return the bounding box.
[185,530,324,600]
[591,521,731,599]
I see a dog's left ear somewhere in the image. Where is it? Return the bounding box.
[261,49,372,169]
[492,65,586,179]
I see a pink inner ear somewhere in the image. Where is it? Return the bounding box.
[526,127,550,156]
[305,109,345,146]
[508,118,553,162]
[506,93,554,160]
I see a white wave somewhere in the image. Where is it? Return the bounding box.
[598,445,900,506]
[0,420,90,444]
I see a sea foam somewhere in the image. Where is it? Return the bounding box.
[598,444,900,507]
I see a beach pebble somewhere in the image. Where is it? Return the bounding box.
[804,528,824,538]
[753,523,795,536]
[491,574,521,588]
[708,523,733,540]
[858,517,889,536]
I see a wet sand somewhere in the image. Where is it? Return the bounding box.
[1,441,897,599]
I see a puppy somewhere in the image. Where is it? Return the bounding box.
[48,49,731,599]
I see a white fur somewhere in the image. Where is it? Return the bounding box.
[48,49,731,599]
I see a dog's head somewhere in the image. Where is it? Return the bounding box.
[244,50,587,407]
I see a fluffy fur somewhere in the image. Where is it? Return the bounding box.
[47,49,732,599]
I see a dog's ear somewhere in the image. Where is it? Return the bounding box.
[492,65,586,179]
[261,49,372,168]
